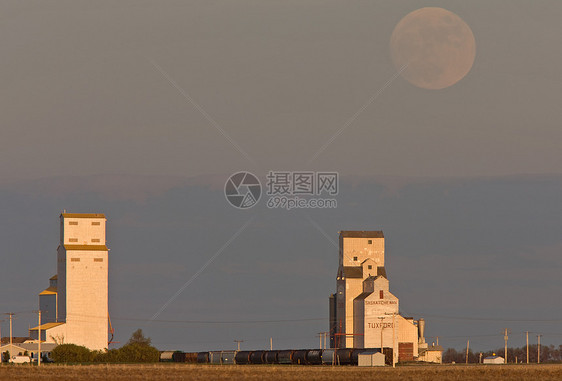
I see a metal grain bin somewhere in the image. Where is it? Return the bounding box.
[292,350,308,365]
[277,350,294,364]
[235,351,252,365]
[250,350,266,364]
[306,350,322,365]
[221,351,236,365]
[197,352,209,363]
[264,351,278,364]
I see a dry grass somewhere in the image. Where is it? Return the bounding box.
[0,363,561,381]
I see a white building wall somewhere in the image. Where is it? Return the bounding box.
[397,316,419,356]
[65,248,108,351]
[418,349,442,363]
[483,356,504,364]
[43,324,67,344]
[341,237,384,267]
[56,213,109,351]
[362,314,398,350]
[361,279,399,349]
[347,276,402,351]
[344,278,362,348]
[60,214,106,245]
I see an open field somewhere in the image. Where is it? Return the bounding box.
[0,364,561,381]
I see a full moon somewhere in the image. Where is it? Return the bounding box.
[390,7,476,90]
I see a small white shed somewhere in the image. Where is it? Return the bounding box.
[483,355,504,364]
[358,351,385,367]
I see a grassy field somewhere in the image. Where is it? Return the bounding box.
[0,363,561,381]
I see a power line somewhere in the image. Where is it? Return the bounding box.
[21,311,326,325]
[114,316,325,325]
[432,333,504,339]
[13,309,562,325]
[400,312,562,323]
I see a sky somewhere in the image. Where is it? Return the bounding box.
[0,1,561,352]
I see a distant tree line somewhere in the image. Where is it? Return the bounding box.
[51,329,159,363]
[443,344,562,363]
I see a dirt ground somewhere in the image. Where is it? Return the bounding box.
[1,363,561,381]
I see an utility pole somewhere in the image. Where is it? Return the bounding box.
[270,337,273,351]
[465,340,469,364]
[5,313,14,348]
[317,332,329,349]
[392,313,396,367]
[38,310,41,366]
[233,340,244,351]
[0,318,3,362]
[318,332,328,349]
[526,331,529,364]
[537,334,542,364]
[378,316,385,354]
[503,328,510,364]
[479,352,482,364]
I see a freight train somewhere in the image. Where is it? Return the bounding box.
[161,348,388,366]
